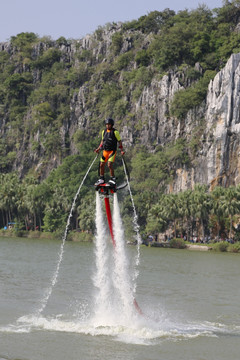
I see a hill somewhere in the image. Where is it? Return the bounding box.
[1,1,240,238]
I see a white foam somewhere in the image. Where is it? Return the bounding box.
[2,314,237,345]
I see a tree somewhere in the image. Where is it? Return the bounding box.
[4,73,33,105]
[33,48,61,70]
[43,185,70,232]
[146,194,180,237]
[0,172,20,227]
[146,196,167,234]
[178,190,193,241]
[215,0,240,26]
[111,33,123,54]
[211,186,225,239]
[77,194,95,232]
[162,194,180,238]
[170,70,216,119]
[123,9,175,33]
[191,184,211,239]
[24,182,50,230]
[221,186,240,239]
[32,102,55,128]
[10,32,38,48]
[135,50,151,67]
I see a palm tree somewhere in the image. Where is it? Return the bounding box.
[178,189,193,241]
[192,184,211,239]
[211,186,225,239]
[220,186,240,239]
[160,193,180,238]
[0,173,20,226]
[43,185,70,232]
[147,194,170,235]
[0,175,6,227]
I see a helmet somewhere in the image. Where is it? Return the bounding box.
[105,118,114,125]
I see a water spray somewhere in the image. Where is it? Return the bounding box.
[93,192,112,316]
[36,154,98,316]
[121,156,142,289]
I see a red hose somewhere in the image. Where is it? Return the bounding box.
[104,197,116,247]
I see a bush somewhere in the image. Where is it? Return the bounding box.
[0,229,9,237]
[56,36,68,46]
[111,33,123,54]
[214,242,229,252]
[123,10,175,33]
[68,231,93,242]
[169,238,186,249]
[170,70,216,118]
[33,49,61,70]
[26,230,41,238]
[114,52,134,71]
[135,50,151,67]
[14,230,27,237]
[228,243,240,253]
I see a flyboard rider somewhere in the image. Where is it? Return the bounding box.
[94,118,125,186]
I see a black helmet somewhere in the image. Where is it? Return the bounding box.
[105,118,114,125]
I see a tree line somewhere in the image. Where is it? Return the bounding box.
[146,184,240,241]
[1,167,240,242]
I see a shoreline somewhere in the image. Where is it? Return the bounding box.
[148,240,240,253]
[1,232,239,253]
[149,242,210,251]
[186,244,210,251]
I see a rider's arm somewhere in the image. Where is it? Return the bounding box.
[114,131,125,155]
[94,141,103,153]
[118,140,125,155]
[94,130,104,153]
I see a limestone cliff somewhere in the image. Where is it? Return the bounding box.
[205,53,240,188]
[70,48,240,191]
[171,53,240,191]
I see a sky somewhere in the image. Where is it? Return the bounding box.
[0,0,224,43]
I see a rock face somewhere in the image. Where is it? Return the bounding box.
[133,73,183,147]
[123,52,240,191]
[184,53,240,191]
[204,53,240,188]
[124,53,240,191]
[161,53,240,191]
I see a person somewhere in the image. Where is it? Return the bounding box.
[94,118,125,186]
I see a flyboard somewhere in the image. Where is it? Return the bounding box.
[95,161,143,316]
[95,181,126,247]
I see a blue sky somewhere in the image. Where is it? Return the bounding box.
[1,0,224,42]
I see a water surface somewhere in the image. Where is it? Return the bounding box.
[0,236,240,360]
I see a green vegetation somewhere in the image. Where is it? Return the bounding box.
[111,32,123,54]
[123,9,176,34]
[0,147,98,235]
[169,238,187,249]
[146,185,240,242]
[1,2,240,240]
[170,70,217,118]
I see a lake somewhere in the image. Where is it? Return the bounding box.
[0,236,240,360]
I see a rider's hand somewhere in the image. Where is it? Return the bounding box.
[94,148,100,153]
[121,150,125,156]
